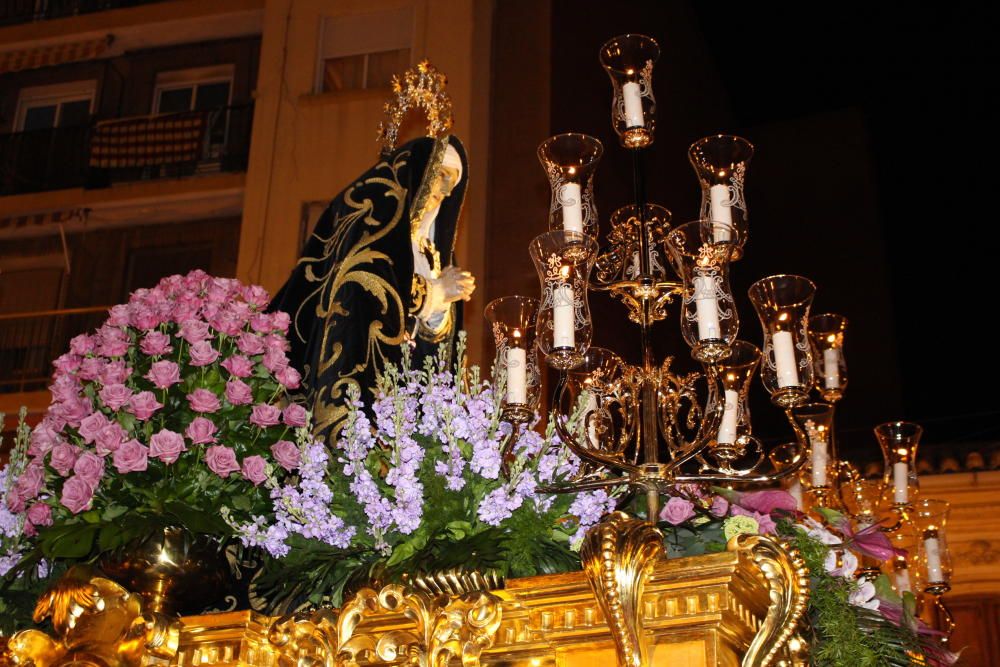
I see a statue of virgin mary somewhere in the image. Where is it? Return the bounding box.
[269,63,475,442]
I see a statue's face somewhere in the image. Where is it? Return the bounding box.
[425,164,462,212]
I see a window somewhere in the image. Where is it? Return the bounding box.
[15,81,96,131]
[154,66,234,152]
[317,8,413,94]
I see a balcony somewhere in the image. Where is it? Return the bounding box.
[0,104,253,197]
[0,306,108,393]
[0,0,165,27]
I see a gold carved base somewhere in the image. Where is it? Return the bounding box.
[4,518,808,667]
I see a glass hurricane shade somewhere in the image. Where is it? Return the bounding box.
[538,133,603,238]
[485,296,541,417]
[748,274,816,407]
[688,134,753,260]
[709,340,761,454]
[599,34,659,148]
[789,402,837,492]
[875,421,922,508]
[913,498,952,593]
[809,313,848,402]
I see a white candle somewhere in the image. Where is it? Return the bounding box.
[894,567,912,594]
[622,81,644,128]
[893,461,909,504]
[693,275,721,340]
[823,348,840,389]
[924,536,945,582]
[772,330,800,388]
[788,479,804,510]
[553,283,575,349]
[584,392,599,446]
[810,437,829,487]
[709,184,733,241]
[717,389,739,445]
[506,345,527,405]
[559,183,584,233]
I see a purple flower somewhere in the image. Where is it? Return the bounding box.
[660,496,696,525]
[709,495,729,518]
[736,489,798,515]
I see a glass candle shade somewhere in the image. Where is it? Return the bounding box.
[809,313,848,402]
[599,34,659,149]
[485,296,541,420]
[709,340,761,456]
[840,477,886,526]
[538,133,603,238]
[665,220,740,363]
[594,204,672,284]
[567,347,626,452]
[875,421,922,509]
[769,442,806,511]
[748,274,816,407]
[884,517,919,597]
[789,402,837,494]
[913,499,952,594]
[529,230,597,370]
[688,134,753,260]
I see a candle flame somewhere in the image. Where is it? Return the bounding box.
[826,334,837,344]
[560,264,571,280]
[513,328,522,339]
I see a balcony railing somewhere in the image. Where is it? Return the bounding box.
[0,104,253,196]
[0,0,165,27]
[0,305,109,393]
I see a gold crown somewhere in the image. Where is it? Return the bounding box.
[377,60,454,154]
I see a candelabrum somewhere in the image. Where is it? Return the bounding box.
[486,32,954,640]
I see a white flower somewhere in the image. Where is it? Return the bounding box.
[799,518,840,546]
[824,549,859,579]
[848,579,880,611]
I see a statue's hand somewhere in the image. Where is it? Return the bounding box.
[438,266,476,303]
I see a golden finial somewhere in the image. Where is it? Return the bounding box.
[377,60,454,155]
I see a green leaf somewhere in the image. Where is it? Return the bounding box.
[816,507,845,525]
[231,495,252,511]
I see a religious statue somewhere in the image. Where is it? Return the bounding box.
[269,62,475,442]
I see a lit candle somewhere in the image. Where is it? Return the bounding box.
[559,183,584,233]
[772,330,800,387]
[717,389,739,445]
[894,566,912,594]
[584,391,599,446]
[553,281,575,349]
[693,275,721,340]
[810,432,829,488]
[622,81,644,128]
[823,348,840,389]
[788,478,804,510]
[506,332,527,405]
[893,461,909,504]
[709,184,733,241]
[924,535,945,582]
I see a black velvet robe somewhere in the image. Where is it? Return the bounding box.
[269,136,468,442]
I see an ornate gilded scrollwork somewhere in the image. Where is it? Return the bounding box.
[267,584,501,667]
[727,534,809,667]
[580,512,665,667]
[3,566,180,667]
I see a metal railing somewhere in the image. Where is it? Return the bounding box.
[0,306,108,393]
[0,104,254,196]
[0,0,165,27]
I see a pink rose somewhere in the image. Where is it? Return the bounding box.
[178,320,211,344]
[237,332,265,355]
[52,353,82,374]
[270,440,300,471]
[57,396,92,428]
[241,455,267,485]
[709,496,729,518]
[100,360,131,385]
[49,443,81,476]
[14,465,45,504]
[188,340,220,367]
[731,506,776,535]
[282,404,308,427]
[50,374,81,403]
[263,348,289,373]
[130,305,159,330]
[185,417,217,444]
[26,502,52,528]
[264,334,288,353]
[141,331,173,356]
[60,475,94,514]
[107,304,130,326]
[113,439,149,473]
[249,313,272,333]
[275,365,301,389]
[187,388,221,413]
[128,391,163,420]
[271,311,290,334]
[146,360,181,389]
[29,424,62,458]
[210,310,244,336]
[225,379,254,406]
[73,452,105,489]
[220,355,254,378]
[6,489,25,513]
[204,445,240,478]
[79,356,106,381]
[69,334,95,356]
[98,383,133,411]
[736,489,798,515]
[249,403,281,427]
[97,327,129,357]
[78,411,109,444]
[243,285,270,308]
[149,429,186,464]
[95,422,126,456]
[659,496,696,526]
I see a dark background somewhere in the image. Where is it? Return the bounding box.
[489,1,997,463]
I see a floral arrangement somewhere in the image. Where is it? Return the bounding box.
[248,339,619,611]
[655,485,958,666]
[0,271,347,627]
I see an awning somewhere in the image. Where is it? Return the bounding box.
[0,35,112,74]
